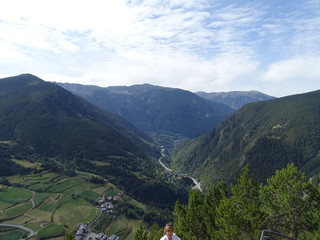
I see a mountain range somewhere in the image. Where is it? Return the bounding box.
[195,90,275,109]
[0,74,186,206]
[2,73,320,240]
[171,90,320,186]
[57,83,235,139]
[2,73,319,198]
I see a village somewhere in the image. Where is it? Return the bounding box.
[75,192,123,240]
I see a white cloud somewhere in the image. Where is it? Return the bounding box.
[0,0,320,97]
[261,57,320,83]
[0,40,29,61]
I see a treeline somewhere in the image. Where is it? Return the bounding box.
[135,163,320,240]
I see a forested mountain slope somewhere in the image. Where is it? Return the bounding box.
[0,74,154,160]
[58,83,234,138]
[0,74,187,206]
[172,89,320,186]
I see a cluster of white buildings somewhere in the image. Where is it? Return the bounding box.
[75,224,120,240]
[75,224,89,240]
[97,192,123,213]
[108,235,120,240]
[164,170,182,184]
[75,193,123,240]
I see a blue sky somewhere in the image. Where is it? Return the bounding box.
[0,0,319,97]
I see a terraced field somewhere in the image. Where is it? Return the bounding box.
[0,171,140,240]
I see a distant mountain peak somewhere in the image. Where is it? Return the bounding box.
[195,90,275,109]
[58,82,235,138]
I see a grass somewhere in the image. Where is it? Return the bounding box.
[0,141,16,146]
[5,215,33,225]
[36,223,64,239]
[0,171,148,240]
[53,198,98,229]
[0,186,33,204]
[11,159,42,169]
[7,172,55,190]
[105,188,118,198]
[92,184,112,195]
[33,192,50,207]
[25,222,44,232]
[0,201,33,221]
[91,213,113,233]
[105,217,132,239]
[28,207,53,222]
[0,229,26,240]
[0,201,12,210]
[63,182,97,195]
[48,178,84,192]
[39,197,60,212]
[80,190,100,201]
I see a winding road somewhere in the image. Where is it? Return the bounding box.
[0,189,36,239]
[0,222,35,239]
[159,148,202,191]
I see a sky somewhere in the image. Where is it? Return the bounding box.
[0,0,320,97]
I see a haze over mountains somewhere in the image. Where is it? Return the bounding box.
[196,90,275,110]
[57,83,236,139]
[2,73,319,194]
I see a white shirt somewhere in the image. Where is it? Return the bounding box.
[160,233,181,240]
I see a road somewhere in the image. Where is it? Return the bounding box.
[0,223,35,239]
[159,148,202,191]
[0,189,37,239]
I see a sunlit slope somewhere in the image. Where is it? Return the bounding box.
[172,90,320,185]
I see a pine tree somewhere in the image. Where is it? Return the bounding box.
[134,225,148,240]
[147,223,163,240]
[174,189,207,240]
[203,182,227,240]
[215,165,263,240]
[259,163,320,238]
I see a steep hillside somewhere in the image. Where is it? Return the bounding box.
[196,90,275,109]
[172,90,320,186]
[0,74,187,206]
[0,74,154,159]
[58,83,234,139]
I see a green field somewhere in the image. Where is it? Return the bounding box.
[0,201,33,221]
[36,223,64,239]
[0,228,27,240]
[0,187,33,204]
[0,171,142,239]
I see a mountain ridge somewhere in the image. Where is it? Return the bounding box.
[0,74,189,207]
[0,74,154,159]
[195,90,275,109]
[57,82,235,139]
[171,89,320,186]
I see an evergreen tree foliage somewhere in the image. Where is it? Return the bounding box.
[64,233,75,240]
[259,163,320,238]
[136,163,320,240]
[147,223,163,240]
[174,189,207,240]
[215,165,263,240]
[134,224,162,240]
[134,226,148,240]
[203,182,227,239]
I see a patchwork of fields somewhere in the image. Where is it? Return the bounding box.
[0,170,143,240]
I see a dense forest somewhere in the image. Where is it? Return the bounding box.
[134,164,320,240]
